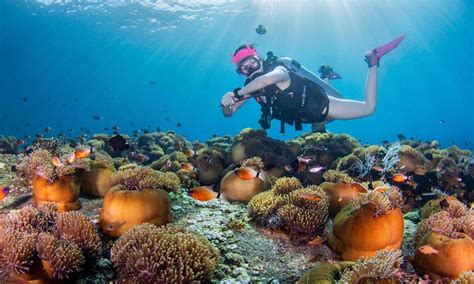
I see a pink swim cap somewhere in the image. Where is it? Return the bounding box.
[231,44,257,65]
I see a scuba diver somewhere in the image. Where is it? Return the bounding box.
[220,35,405,133]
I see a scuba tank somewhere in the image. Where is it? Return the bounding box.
[265,51,343,99]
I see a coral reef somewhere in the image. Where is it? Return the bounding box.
[328,188,405,260]
[111,223,219,283]
[195,149,225,185]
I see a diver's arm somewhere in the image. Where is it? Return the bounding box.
[237,66,289,96]
[221,92,250,117]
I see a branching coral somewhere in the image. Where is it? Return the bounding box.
[111,224,219,283]
[248,178,329,236]
[36,233,85,279]
[381,142,402,174]
[338,249,403,283]
[55,211,102,257]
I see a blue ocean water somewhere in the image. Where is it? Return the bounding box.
[0,0,472,147]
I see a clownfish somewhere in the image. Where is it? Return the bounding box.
[75,147,92,159]
[52,157,63,167]
[392,174,408,183]
[0,186,10,202]
[183,148,195,158]
[67,153,76,164]
[300,193,322,202]
[188,186,218,202]
[418,245,440,255]
[308,236,325,246]
[181,163,195,172]
[233,167,266,181]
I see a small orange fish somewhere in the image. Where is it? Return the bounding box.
[351,183,368,193]
[374,186,389,193]
[418,245,440,255]
[392,174,408,183]
[234,167,264,181]
[189,186,218,202]
[67,153,76,164]
[181,163,195,172]
[75,147,91,159]
[0,186,10,202]
[52,157,63,167]
[301,193,322,202]
[308,236,325,246]
[183,148,195,158]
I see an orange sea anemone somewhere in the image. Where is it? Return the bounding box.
[319,182,367,216]
[413,202,474,279]
[99,166,173,237]
[328,188,404,260]
[32,174,82,212]
[81,151,115,197]
[219,157,272,202]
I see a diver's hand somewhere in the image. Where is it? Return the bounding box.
[221,92,236,108]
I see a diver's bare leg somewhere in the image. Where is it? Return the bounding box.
[326,66,378,120]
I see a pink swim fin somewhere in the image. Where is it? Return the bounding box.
[364,35,406,67]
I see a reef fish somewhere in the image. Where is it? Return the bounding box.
[189,186,218,202]
[308,236,325,246]
[392,174,408,183]
[418,245,440,255]
[308,166,325,173]
[75,147,92,159]
[300,193,322,202]
[181,163,195,172]
[52,156,64,167]
[108,135,130,152]
[0,186,10,202]
[183,148,195,158]
[66,153,76,164]
[234,167,266,181]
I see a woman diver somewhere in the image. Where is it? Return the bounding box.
[220,36,405,133]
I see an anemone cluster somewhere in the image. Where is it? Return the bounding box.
[111,223,219,283]
[110,164,181,193]
[328,187,405,260]
[249,177,329,236]
[17,148,89,182]
[413,198,474,279]
[0,203,101,281]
